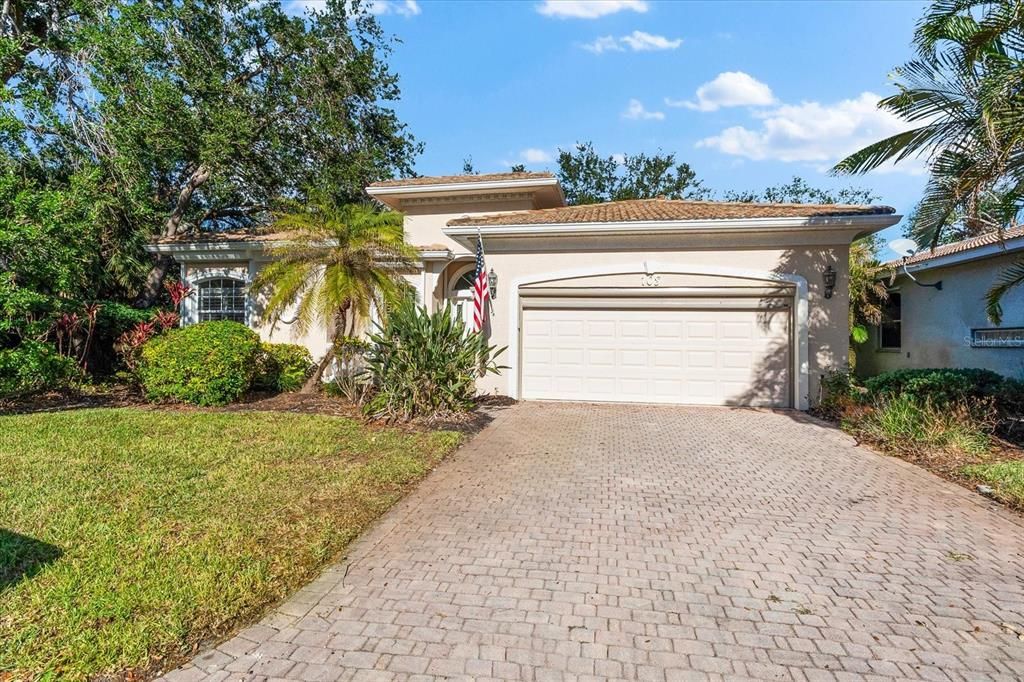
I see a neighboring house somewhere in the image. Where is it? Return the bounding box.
[857,227,1024,380]
[147,172,900,409]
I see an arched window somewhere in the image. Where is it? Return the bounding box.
[449,268,476,328]
[197,278,247,323]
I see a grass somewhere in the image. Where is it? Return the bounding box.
[961,460,1024,507]
[0,408,462,681]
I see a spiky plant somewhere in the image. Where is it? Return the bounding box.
[251,201,418,391]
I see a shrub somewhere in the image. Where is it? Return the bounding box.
[844,394,996,457]
[0,340,81,396]
[325,336,371,403]
[863,368,1005,406]
[363,302,504,421]
[255,343,314,392]
[137,321,261,405]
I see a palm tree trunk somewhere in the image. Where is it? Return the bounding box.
[300,306,348,393]
[301,351,334,393]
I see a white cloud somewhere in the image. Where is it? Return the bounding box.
[667,71,775,112]
[582,30,681,53]
[581,36,624,53]
[621,30,681,51]
[537,0,648,19]
[520,148,554,163]
[697,91,923,173]
[368,0,421,17]
[622,98,664,121]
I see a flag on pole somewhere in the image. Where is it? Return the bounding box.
[472,231,490,333]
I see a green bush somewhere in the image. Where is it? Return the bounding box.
[997,378,1024,417]
[363,302,504,421]
[0,340,81,396]
[864,368,1006,406]
[255,343,314,392]
[137,321,261,406]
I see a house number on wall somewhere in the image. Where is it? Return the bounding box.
[641,273,661,287]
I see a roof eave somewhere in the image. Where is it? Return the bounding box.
[445,213,899,239]
[887,234,1024,274]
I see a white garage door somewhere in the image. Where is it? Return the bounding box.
[521,304,791,407]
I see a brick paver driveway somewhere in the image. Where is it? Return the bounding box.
[166,403,1024,681]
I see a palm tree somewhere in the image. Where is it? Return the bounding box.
[848,237,890,349]
[251,200,418,392]
[832,0,1024,322]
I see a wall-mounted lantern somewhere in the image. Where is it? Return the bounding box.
[488,268,498,300]
[823,264,837,299]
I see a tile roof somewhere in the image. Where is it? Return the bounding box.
[368,172,555,188]
[889,225,1024,266]
[151,230,295,245]
[150,230,449,254]
[446,198,895,227]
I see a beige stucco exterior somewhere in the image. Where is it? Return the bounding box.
[856,251,1024,380]
[153,176,900,409]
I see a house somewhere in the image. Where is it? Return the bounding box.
[856,227,1024,380]
[147,172,901,409]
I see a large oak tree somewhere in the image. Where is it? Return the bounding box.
[3,0,421,306]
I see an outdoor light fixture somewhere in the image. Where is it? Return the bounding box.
[823,264,837,299]
[488,268,498,300]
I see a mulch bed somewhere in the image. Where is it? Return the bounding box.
[0,385,514,436]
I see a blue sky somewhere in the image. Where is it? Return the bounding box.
[299,0,932,255]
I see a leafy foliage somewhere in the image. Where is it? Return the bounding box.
[363,302,504,421]
[0,340,81,396]
[832,0,1024,320]
[848,236,890,348]
[3,0,421,306]
[251,200,418,390]
[137,321,261,405]
[863,367,1007,406]
[556,142,710,205]
[256,343,314,393]
[845,393,995,457]
[724,176,877,205]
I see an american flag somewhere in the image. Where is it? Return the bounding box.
[472,232,490,333]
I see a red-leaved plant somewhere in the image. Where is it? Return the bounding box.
[165,281,192,309]
[116,321,157,370]
[154,310,180,331]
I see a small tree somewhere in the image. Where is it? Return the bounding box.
[251,201,417,392]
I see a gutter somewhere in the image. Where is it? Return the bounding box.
[445,213,901,239]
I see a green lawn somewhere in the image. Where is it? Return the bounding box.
[0,408,461,680]
[961,459,1024,507]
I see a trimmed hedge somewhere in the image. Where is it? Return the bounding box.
[0,340,80,396]
[138,321,261,406]
[863,368,1006,405]
[255,343,314,393]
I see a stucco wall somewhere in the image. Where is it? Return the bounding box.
[456,245,850,407]
[856,252,1024,380]
[182,261,334,360]
[402,197,535,253]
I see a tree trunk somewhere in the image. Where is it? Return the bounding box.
[301,350,334,394]
[136,164,211,307]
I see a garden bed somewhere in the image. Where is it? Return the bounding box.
[0,408,463,681]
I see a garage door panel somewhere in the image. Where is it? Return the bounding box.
[521,305,790,407]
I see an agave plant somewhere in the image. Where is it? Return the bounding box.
[362,301,505,422]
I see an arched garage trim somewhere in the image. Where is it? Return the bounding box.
[506,263,810,410]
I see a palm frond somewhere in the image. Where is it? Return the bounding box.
[985,256,1024,324]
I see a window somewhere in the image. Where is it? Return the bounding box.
[449,268,476,328]
[971,328,1024,348]
[878,292,902,350]
[197,278,246,323]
